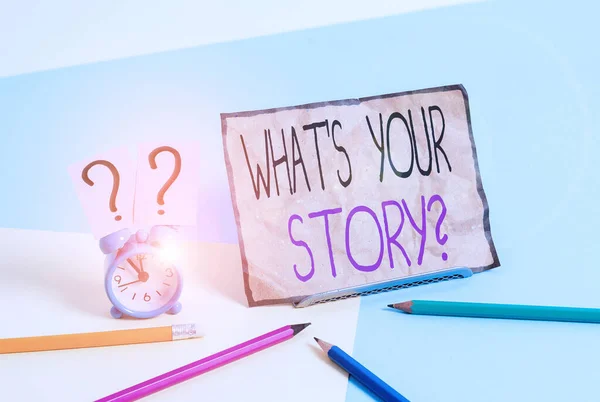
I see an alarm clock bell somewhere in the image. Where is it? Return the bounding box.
[99,226,184,319]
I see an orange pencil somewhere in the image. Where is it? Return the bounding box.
[0,323,201,354]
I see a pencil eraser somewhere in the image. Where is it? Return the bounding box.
[171,323,204,340]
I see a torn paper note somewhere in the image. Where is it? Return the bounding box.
[68,147,136,239]
[134,141,201,227]
[221,85,500,306]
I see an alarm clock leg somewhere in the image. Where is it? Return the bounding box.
[110,306,124,319]
[167,302,182,315]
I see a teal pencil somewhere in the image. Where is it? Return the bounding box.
[387,300,600,324]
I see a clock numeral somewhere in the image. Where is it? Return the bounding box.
[114,275,122,284]
[144,293,151,302]
[165,268,174,277]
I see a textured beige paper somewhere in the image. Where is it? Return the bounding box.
[221,85,499,306]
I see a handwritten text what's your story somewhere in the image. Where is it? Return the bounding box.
[237,106,453,283]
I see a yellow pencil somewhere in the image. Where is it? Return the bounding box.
[0,323,202,354]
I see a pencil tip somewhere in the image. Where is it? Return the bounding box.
[390,301,413,313]
[290,322,311,335]
[314,337,333,353]
[313,337,319,343]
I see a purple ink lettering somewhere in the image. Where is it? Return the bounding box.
[402,196,427,265]
[381,200,411,268]
[288,214,315,282]
[345,205,384,272]
[309,207,343,278]
[427,194,449,261]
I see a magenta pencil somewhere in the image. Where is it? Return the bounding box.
[95,323,311,402]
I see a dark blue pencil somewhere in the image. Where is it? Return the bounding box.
[314,337,410,402]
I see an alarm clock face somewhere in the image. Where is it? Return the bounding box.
[108,252,181,314]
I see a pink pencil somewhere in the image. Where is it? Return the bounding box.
[95,323,311,401]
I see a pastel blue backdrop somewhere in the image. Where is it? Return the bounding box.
[1,1,598,401]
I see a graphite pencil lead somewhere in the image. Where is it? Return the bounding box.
[290,323,311,335]
[314,337,333,353]
[389,301,413,313]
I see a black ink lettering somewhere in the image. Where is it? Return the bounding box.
[429,106,451,173]
[410,108,432,175]
[331,120,352,187]
[267,128,292,196]
[291,127,311,193]
[366,114,384,182]
[240,132,271,200]
[387,112,414,178]
[303,121,328,191]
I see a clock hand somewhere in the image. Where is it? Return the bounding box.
[126,258,149,281]
[119,279,141,287]
[127,258,142,274]
[139,258,145,273]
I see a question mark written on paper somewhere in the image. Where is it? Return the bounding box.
[81,160,122,221]
[148,146,181,215]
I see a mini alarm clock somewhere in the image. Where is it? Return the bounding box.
[99,225,183,319]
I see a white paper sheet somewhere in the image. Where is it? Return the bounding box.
[0,228,359,402]
[68,147,137,239]
[134,141,202,227]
